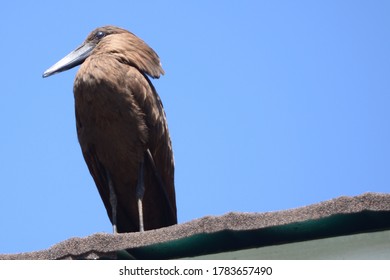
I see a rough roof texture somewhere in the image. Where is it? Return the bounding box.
[1,192,390,260]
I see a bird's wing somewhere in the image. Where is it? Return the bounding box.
[75,110,114,224]
[131,71,177,225]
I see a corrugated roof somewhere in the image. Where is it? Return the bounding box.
[1,192,389,259]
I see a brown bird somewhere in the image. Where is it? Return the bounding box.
[43,26,177,233]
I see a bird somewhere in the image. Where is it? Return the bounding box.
[42,26,177,233]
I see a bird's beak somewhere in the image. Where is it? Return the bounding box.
[42,42,95,78]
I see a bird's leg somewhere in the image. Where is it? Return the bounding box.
[136,158,145,232]
[107,171,118,234]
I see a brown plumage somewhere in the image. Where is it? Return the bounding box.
[43,26,177,233]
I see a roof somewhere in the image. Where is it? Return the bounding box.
[1,192,389,260]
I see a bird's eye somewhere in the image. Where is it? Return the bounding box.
[95,31,106,39]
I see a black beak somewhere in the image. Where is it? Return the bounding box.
[42,42,95,78]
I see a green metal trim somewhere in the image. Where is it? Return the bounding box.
[120,210,390,259]
[185,230,390,260]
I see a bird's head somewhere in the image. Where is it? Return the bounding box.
[43,26,164,79]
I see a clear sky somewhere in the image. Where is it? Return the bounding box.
[1,1,389,254]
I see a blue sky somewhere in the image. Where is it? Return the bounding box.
[1,1,389,254]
